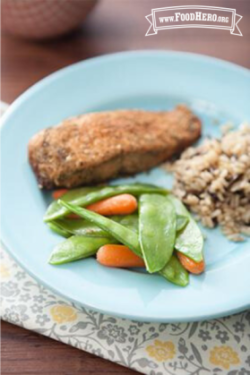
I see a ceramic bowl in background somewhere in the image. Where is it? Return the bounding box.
[1,0,98,40]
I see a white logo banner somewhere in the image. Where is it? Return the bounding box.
[146,5,243,36]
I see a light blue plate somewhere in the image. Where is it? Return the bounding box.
[1,51,250,322]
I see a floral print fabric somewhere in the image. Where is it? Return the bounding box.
[1,247,250,375]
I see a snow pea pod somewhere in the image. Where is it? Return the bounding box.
[169,195,204,262]
[44,187,101,223]
[176,215,189,232]
[53,214,139,238]
[50,213,185,239]
[44,184,168,222]
[111,214,139,234]
[139,194,176,273]
[47,222,71,238]
[49,235,117,265]
[54,213,183,238]
[159,255,189,287]
[58,201,188,286]
[58,200,142,256]
[54,218,111,238]
[116,214,185,233]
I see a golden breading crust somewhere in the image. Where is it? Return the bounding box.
[28,105,201,189]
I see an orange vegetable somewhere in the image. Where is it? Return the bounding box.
[177,251,205,274]
[86,194,138,216]
[52,189,68,200]
[53,191,137,219]
[97,244,145,268]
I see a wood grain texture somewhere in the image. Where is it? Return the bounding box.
[1,0,249,374]
[1,321,135,374]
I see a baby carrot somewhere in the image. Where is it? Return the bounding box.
[97,244,145,268]
[176,251,205,274]
[52,189,68,200]
[86,194,138,216]
[53,192,137,217]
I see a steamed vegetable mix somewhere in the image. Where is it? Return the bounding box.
[44,184,168,222]
[169,195,204,263]
[58,200,190,286]
[139,194,176,273]
[48,214,138,244]
[49,236,117,265]
[49,218,113,238]
[46,183,205,287]
[61,194,138,219]
[58,200,142,256]
[96,245,189,288]
[45,186,101,221]
[49,213,185,238]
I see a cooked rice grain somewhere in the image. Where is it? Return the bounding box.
[165,124,250,241]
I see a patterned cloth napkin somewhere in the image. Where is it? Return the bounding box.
[1,103,250,375]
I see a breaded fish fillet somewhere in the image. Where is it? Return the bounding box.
[28,105,201,189]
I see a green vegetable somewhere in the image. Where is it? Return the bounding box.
[108,214,138,234]
[118,214,185,234]
[54,218,111,238]
[54,213,182,239]
[53,214,138,238]
[139,194,176,273]
[44,184,168,222]
[47,222,71,238]
[159,255,189,287]
[176,215,189,232]
[49,235,117,265]
[58,200,142,256]
[169,195,204,262]
[58,200,189,286]
[45,187,100,223]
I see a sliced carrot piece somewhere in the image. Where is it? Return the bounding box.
[87,194,137,216]
[177,251,205,274]
[97,244,145,268]
[52,189,68,200]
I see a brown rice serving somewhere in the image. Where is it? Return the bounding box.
[164,124,250,241]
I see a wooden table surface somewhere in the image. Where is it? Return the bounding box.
[1,0,249,374]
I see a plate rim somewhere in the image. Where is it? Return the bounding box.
[1,239,250,322]
[1,49,249,130]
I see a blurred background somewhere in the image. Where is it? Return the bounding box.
[1,0,249,104]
